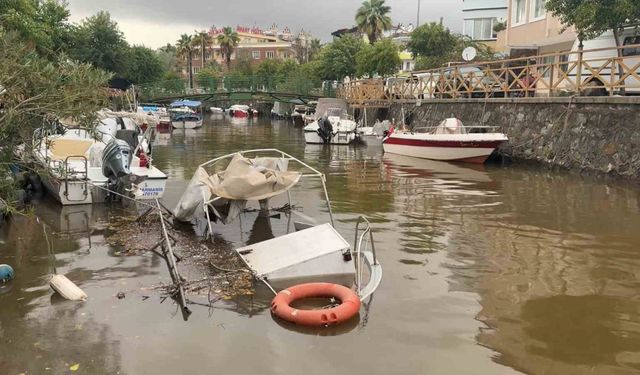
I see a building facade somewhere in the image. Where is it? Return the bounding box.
[496,0,576,55]
[183,25,299,78]
[462,0,508,50]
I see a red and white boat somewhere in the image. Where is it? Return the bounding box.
[228,104,258,118]
[383,118,508,164]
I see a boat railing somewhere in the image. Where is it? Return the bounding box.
[199,149,334,227]
[63,155,89,201]
[353,215,382,301]
[410,124,502,134]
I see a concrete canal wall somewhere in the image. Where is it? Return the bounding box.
[385,97,640,178]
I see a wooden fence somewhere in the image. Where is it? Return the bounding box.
[338,43,640,105]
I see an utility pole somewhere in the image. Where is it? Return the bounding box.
[417,0,421,27]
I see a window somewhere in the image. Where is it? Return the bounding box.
[530,0,546,20]
[512,0,526,25]
[266,51,275,59]
[205,51,212,60]
[193,67,201,74]
[559,53,569,73]
[540,55,554,78]
[464,18,497,40]
[404,61,411,71]
[623,36,640,56]
[252,50,260,59]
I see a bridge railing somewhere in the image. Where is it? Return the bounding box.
[338,43,640,102]
[138,74,335,101]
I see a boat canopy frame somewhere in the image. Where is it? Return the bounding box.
[198,149,335,236]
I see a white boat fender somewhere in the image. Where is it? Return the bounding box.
[49,274,87,301]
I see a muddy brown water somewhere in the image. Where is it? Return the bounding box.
[2,115,640,374]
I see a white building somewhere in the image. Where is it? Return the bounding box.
[462,0,508,50]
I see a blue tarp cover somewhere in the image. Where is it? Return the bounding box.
[170,100,202,107]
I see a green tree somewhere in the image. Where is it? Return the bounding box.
[192,30,213,70]
[355,0,392,45]
[256,59,283,88]
[309,38,322,60]
[407,22,457,59]
[176,33,194,88]
[546,0,640,93]
[196,67,219,91]
[315,34,365,80]
[71,11,130,77]
[356,39,400,77]
[217,26,240,70]
[234,50,254,76]
[0,33,111,208]
[126,46,164,83]
[0,0,74,56]
[157,44,177,73]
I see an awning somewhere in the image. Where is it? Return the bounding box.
[170,99,202,107]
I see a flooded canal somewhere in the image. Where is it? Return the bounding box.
[2,115,640,374]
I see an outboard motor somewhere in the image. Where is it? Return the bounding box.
[316,116,334,144]
[102,139,133,193]
[114,117,140,150]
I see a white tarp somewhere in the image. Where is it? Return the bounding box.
[173,153,301,222]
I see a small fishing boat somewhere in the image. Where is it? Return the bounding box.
[169,99,202,119]
[304,99,358,145]
[173,149,382,300]
[209,106,224,113]
[359,120,392,146]
[291,105,309,127]
[270,102,290,119]
[228,104,258,118]
[31,115,167,205]
[172,113,203,129]
[382,118,508,163]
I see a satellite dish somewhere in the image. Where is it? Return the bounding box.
[462,47,477,61]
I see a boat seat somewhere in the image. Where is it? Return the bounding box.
[48,139,93,160]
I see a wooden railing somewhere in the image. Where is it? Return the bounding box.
[338,43,640,104]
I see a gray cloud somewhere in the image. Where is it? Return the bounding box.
[67,0,462,48]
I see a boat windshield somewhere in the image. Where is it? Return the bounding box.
[326,108,344,117]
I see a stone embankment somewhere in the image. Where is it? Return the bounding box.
[385,97,640,178]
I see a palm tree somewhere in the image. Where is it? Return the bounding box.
[192,30,213,70]
[355,0,392,45]
[309,38,322,60]
[217,26,240,70]
[176,34,194,88]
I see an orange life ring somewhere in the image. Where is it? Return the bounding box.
[270,283,361,326]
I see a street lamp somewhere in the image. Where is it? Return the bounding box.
[417,0,421,27]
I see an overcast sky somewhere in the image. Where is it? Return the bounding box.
[67,0,463,49]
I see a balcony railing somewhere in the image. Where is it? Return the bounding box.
[338,43,640,104]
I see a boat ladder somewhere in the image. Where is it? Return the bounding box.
[353,216,382,301]
[62,155,89,202]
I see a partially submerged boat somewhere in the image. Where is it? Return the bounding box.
[172,113,203,129]
[173,149,382,300]
[270,102,290,119]
[291,105,309,127]
[359,120,392,146]
[31,114,167,205]
[383,118,508,163]
[303,99,358,145]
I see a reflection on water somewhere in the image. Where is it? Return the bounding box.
[2,115,640,374]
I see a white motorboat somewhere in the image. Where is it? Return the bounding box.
[32,115,168,205]
[270,102,290,119]
[303,99,358,145]
[210,106,224,113]
[173,149,382,299]
[358,120,392,146]
[136,103,171,125]
[383,118,508,164]
[171,113,203,129]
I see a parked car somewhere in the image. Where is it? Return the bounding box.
[435,65,503,98]
[567,28,640,96]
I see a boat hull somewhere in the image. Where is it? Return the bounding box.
[383,136,506,163]
[304,131,357,145]
[172,119,202,129]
